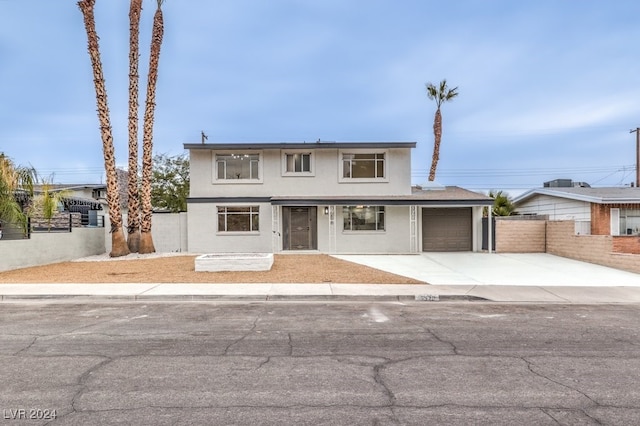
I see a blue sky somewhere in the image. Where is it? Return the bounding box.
[1,0,640,192]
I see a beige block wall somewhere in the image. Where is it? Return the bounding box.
[495,218,546,253]
[546,220,640,274]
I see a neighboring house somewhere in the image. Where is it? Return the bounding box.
[32,184,106,227]
[513,180,640,236]
[184,141,493,254]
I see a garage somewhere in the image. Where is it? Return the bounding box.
[422,208,472,251]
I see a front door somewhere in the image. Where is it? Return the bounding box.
[283,207,317,250]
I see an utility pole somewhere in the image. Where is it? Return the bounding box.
[631,128,640,187]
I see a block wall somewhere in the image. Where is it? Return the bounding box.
[495,218,546,253]
[546,220,640,274]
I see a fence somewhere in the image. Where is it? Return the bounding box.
[0,227,105,272]
[103,212,188,254]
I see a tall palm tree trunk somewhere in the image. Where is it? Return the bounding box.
[126,0,143,253]
[139,0,165,254]
[78,0,130,257]
[428,108,442,182]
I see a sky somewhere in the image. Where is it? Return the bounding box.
[1,0,640,194]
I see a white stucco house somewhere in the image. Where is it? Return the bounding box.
[184,141,493,254]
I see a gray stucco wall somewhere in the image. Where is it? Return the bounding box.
[186,204,416,254]
[187,203,273,253]
[331,206,412,254]
[0,227,105,272]
[188,147,413,198]
[104,213,189,254]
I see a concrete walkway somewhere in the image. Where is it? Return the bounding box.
[1,253,640,304]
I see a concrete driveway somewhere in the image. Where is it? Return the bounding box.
[334,253,640,287]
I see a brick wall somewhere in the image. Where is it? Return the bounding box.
[612,236,640,254]
[590,204,610,235]
[591,203,640,236]
[495,218,546,253]
[546,220,640,274]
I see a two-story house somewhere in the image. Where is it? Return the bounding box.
[184,141,493,254]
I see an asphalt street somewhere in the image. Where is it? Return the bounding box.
[1,301,639,425]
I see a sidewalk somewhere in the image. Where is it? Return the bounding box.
[2,253,640,303]
[1,282,640,303]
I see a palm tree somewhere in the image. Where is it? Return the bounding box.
[488,190,516,216]
[426,79,458,181]
[126,0,143,253]
[0,153,36,235]
[138,0,165,254]
[78,0,130,257]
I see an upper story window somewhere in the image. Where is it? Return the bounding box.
[215,153,260,181]
[341,152,386,179]
[282,151,314,176]
[286,153,311,173]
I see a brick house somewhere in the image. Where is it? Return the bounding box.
[513,183,640,254]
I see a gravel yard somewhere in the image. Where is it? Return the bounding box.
[0,253,424,284]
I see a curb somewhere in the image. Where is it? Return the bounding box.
[0,294,490,302]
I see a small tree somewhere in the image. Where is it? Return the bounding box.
[0,153,36,235]
[30,178,72,232]
[151,153,189,213]
[487,190,515,217]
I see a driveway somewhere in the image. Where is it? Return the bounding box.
[334,253,640,287]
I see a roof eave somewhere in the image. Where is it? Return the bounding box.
[183,142,417,150]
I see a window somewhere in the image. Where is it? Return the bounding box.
[216,154,259,180]
[285,153,311,173]
[619,208,640,235]
[217,206,259,232]
[343,206,385,231]
[342,153,385,179]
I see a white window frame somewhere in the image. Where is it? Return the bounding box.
[338,149,389,183]
[342,205,386,232]
[281,150,315,177]
[217,205,260,234]
[213,151,263,184]
[610,208,620,236]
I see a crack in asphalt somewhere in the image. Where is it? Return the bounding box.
[13,335,39,355]
[426,328,459,355]
[256,356,271,370]
[522,356,605,422]
[287,332,293,356]
[373,362,396,406]
[43,356,114,424]
[222,310,263,355]
[540,408,565,425]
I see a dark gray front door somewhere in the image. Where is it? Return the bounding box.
[283,207,317,250]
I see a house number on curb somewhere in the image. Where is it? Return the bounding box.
[415,294,440,301]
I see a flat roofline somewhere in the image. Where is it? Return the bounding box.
[188,196,493,206]
[184,141,417,150]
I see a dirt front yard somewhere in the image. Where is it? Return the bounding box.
[0,254,424,284]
